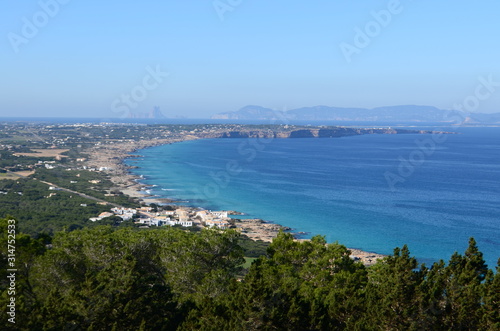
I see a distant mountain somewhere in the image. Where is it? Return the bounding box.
[465,112,500,124]
[211,105,285,120]
[212,105,500,124]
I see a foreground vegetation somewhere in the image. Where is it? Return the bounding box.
[1,219,498,330]
[0,178,133,236]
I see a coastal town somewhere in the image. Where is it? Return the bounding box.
[90,206,233,230]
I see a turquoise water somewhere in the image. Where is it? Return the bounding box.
[126,127,500,267]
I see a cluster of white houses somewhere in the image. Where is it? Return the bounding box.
[89,207,232,229]
[194,210,231,229]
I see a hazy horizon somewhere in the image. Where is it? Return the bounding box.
[2,1,499,118]
[0,103,498,120]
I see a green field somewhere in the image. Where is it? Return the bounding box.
[242,257,258,269]
[0,172,17,180]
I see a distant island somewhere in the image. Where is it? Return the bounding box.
[126,106,166,119]
[212,105,500,125]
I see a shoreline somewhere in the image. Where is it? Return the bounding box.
[86,137,196,203]
[85,136,386,265]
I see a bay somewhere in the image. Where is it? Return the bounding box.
[126,127,500,267]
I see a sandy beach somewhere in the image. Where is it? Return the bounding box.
[86,137,194,203]
[84,137,386,266]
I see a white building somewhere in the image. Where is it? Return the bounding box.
[137,218,153,226]
[176,219,193,227]
[205,219,230,229]
[111,207,137,215]
[161,210,176,216]
[117,213,134,221]
[138,217,192,227]
[196,210,229,221]
[176,209,190,222]
[210,211,228,219]
[150,218,171,226]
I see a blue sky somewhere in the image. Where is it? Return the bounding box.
[1,0,499,118]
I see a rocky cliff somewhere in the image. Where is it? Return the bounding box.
[195,127,434,139]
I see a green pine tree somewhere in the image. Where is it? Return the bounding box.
[443,238,488,329]
[481,258,500,329]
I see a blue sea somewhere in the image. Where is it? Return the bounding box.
[126,127,500,267]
